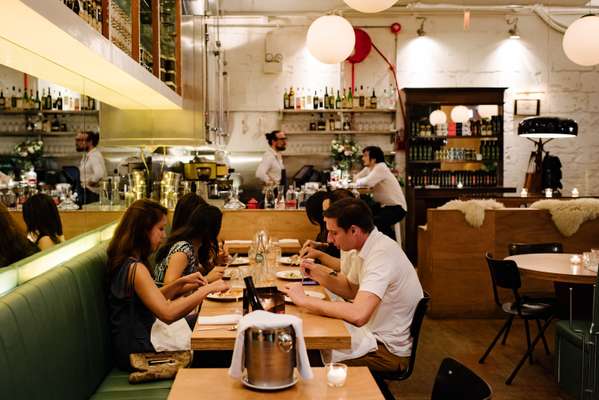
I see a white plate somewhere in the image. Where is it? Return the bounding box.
[278,256,300,266]
[228,257,249,266]
[276,270,304,281]
[241,372,298,391]
[206,289,244,301]
[285,290,325,303]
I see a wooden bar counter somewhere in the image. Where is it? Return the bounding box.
[8,207,319,243]
[418,208,599,318]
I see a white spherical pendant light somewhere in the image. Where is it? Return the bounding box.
[562,15,599,66]
[429,110,447,126]
[477,105,498,119]
[306,15,356,64]
[344,0,397,13]
[451,106,470,123]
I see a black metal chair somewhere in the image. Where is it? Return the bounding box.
[371,291,430,400]
[479,253,555,384]
[508,242,563,256]
[431,358,492,400]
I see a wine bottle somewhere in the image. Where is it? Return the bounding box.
[313,90,319,110]
[10,86,17,109]
[283,88,289,109]
[243,276,264,311]
[73,0,80,14]
[352,87,359,108]
[335,90,341,110]
[288,86,295,110]
[370,89,377,109]
[347,87,353,109]
[56,92,63,110]
[359,85,365,108]
[0,89,5,110]
[328,89,335,109]
[323,87,329,110]
[45,89,53,110]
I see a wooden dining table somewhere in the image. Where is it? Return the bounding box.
[191,262,352,351]
[505,253,597,285]
[168,367,384,400]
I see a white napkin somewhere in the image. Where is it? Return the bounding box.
[151,318,192,352]
[278,239,300,245]
[197,314,241,326]
[228,310,313,380]
[324,321,377,363]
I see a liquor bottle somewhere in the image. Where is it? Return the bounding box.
[45,89,53,111]
[10,86,18,109]
[370,89,377,109]
[283,88,289,109]
[288,87,295,110]
[324,87,329,110]
[313,90,319,110]
[56,92,63,110]
[22,88,29,110]
[359,85,365,108]
[0,89,5,110]
[347,87,353,109]
[306,90,313,110]
[352,87,359,108]
[328,89,335,109]
[335,90,342,110]
[243,276,264,312]
[29,89,34,110]
[317,113,326,131]
[295,88,302,110]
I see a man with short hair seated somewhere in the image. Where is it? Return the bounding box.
[282,198,423,372]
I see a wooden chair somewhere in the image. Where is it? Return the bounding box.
[431,358,492,400]
[370,292,430,400]
[479,253,555,384]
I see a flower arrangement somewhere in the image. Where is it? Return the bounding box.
[330,138,361,172]
[14,138,44,171]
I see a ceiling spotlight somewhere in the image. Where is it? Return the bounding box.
[507,16,520,39]
[416,17,426,36]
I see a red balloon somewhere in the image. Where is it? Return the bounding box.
[346,28,372,64]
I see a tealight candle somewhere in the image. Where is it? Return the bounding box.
[571,188,580,198]
[326,363,347,387]
[520,188,528,198]
[570,254,581,265]
[545,188,553,198]
[457,182,464,189]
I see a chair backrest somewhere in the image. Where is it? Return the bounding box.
[398,291,430,380]
[431,357,492,400]
[484,253,522,308]
[508,242,563,256]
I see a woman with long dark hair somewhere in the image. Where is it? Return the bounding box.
[171,192,207,232]
[155,204,225,285]
[22,193,65,250]
[106,199,228,370]
[0,203,38,268]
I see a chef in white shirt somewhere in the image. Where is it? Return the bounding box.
[76,131,106,205]
[354,146,407,240]
[282,198,423,372]
[255,130,287,188]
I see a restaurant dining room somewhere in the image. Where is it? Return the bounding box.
[2,0,599,399]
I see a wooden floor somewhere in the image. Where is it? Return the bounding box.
[391,318,564,400]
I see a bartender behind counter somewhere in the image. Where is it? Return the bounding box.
[76,131,106,205]
[354,146,407,241]
[256,130,287,188]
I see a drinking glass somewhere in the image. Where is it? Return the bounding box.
[325,363,348,387]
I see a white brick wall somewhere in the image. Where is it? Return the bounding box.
[216,13,599,195]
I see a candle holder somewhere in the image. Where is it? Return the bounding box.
[325,362,348,387]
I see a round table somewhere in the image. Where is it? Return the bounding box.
[505,253,597,285]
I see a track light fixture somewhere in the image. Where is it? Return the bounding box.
[416,17,426,36]
[507,16,520,39]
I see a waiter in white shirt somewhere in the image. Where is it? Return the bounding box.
[256,130,287,188]
[76,131,106,205]
[354,146,407,240]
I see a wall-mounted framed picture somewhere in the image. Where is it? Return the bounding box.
[514,99,541,116]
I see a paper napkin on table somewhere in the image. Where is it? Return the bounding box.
[197,314,241,326]
[278,239,300,245]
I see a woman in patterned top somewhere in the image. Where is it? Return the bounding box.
[154,204,225,285]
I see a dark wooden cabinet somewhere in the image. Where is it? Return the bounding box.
[402,87,514,263]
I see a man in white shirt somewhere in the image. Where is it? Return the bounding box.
[354,146,407,240]
[255,130,287,187]
[282,198,423,372]
[76,131,106,205]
